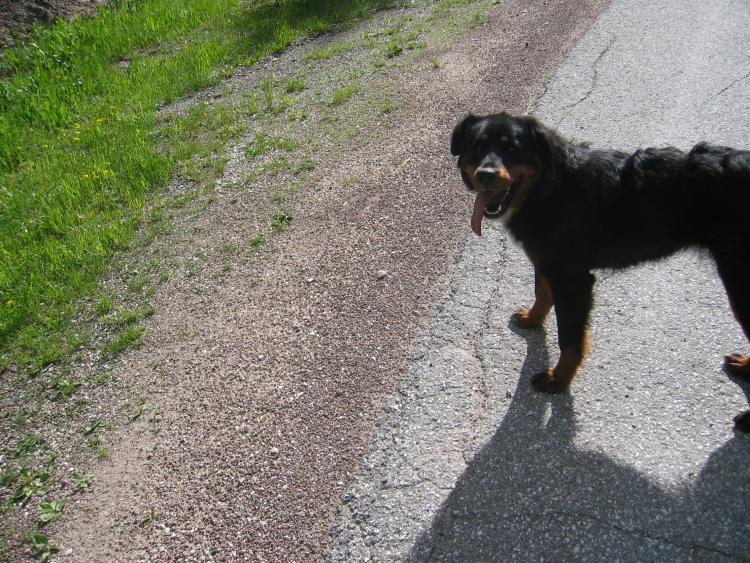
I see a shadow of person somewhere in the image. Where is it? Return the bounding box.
[407,324,750,562]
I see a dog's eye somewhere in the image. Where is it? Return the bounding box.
[500,136,517,151]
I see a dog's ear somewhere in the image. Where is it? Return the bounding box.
[529,118,557,174]
[451,114,476,157]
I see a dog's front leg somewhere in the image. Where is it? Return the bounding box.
[511,268,554,328]
[531,270,595,394]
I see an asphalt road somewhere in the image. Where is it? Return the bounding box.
[327,0,750,561]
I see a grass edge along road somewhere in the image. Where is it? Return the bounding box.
[0,0,402,376]
[0,0,401,557]
[0,0,489,558]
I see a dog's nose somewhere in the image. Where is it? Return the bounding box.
[476,167,498,187]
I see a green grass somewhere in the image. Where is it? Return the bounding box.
[306,41,353,60]
[0,0,493,558]
[0,0,396,373]
[245,130,300,159]
[330,82,360,105]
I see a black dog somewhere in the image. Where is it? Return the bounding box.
[451,112,750,431]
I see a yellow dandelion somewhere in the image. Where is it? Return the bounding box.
[5,300,13,306]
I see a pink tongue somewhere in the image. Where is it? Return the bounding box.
[471,191,495,236]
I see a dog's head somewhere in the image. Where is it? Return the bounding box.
[451,112,555,235]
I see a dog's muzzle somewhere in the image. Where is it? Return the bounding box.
[471,175,524,236]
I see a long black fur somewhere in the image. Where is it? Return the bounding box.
[451,112,750,431]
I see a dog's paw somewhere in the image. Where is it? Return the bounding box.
[724,353,750,375]
[531,369,569,394]
[733,410,750,433]
[511,308,545,328]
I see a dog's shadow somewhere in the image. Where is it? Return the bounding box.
[407,323,750,562]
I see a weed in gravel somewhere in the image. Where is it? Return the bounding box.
[21,533,57,561]
[139,510,155,526]
[271,212,294,232]
[330,83,360,105]
[249,235,266,248]
[220,242,237,255]
[13,434,43,457]
[100,324,146,358]
[9,469,52,503]
[469,13,491,27]
[64,398,89,419]
[245,131,300,159]
[83,418,102,436]
[307,41,353,60]
[284,77,306,92]
[385,41,403,58]
[70,474,92,491]
[103,305,155,327]
[87,370,110,386]
[49,378,82,400]
[37,500,65,524]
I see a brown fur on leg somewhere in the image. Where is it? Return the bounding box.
[511,274,553,328]
[724,353,750,374]
[531,341,588,394]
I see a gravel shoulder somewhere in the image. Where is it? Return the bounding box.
[1,1,607,560]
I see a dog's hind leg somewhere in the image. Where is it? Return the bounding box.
[715,258,750,374]
[511,269,554,328]
[530,270,595,394]
[714,254,750,431]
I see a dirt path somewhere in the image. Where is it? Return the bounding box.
[4,1,607,561]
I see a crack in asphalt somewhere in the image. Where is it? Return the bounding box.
[554,32,617,129]
[712,65,750,99]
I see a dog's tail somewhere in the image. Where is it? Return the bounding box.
[688,143,750,180]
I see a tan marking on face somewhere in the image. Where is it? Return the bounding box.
[480,133,488,141]
[505,164,540,212]
[496,166,512,182]
[501,136,509,143]
[462,165,479,190]
[463,165,514,191]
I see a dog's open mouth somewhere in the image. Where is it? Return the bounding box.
[471,176,523,236]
